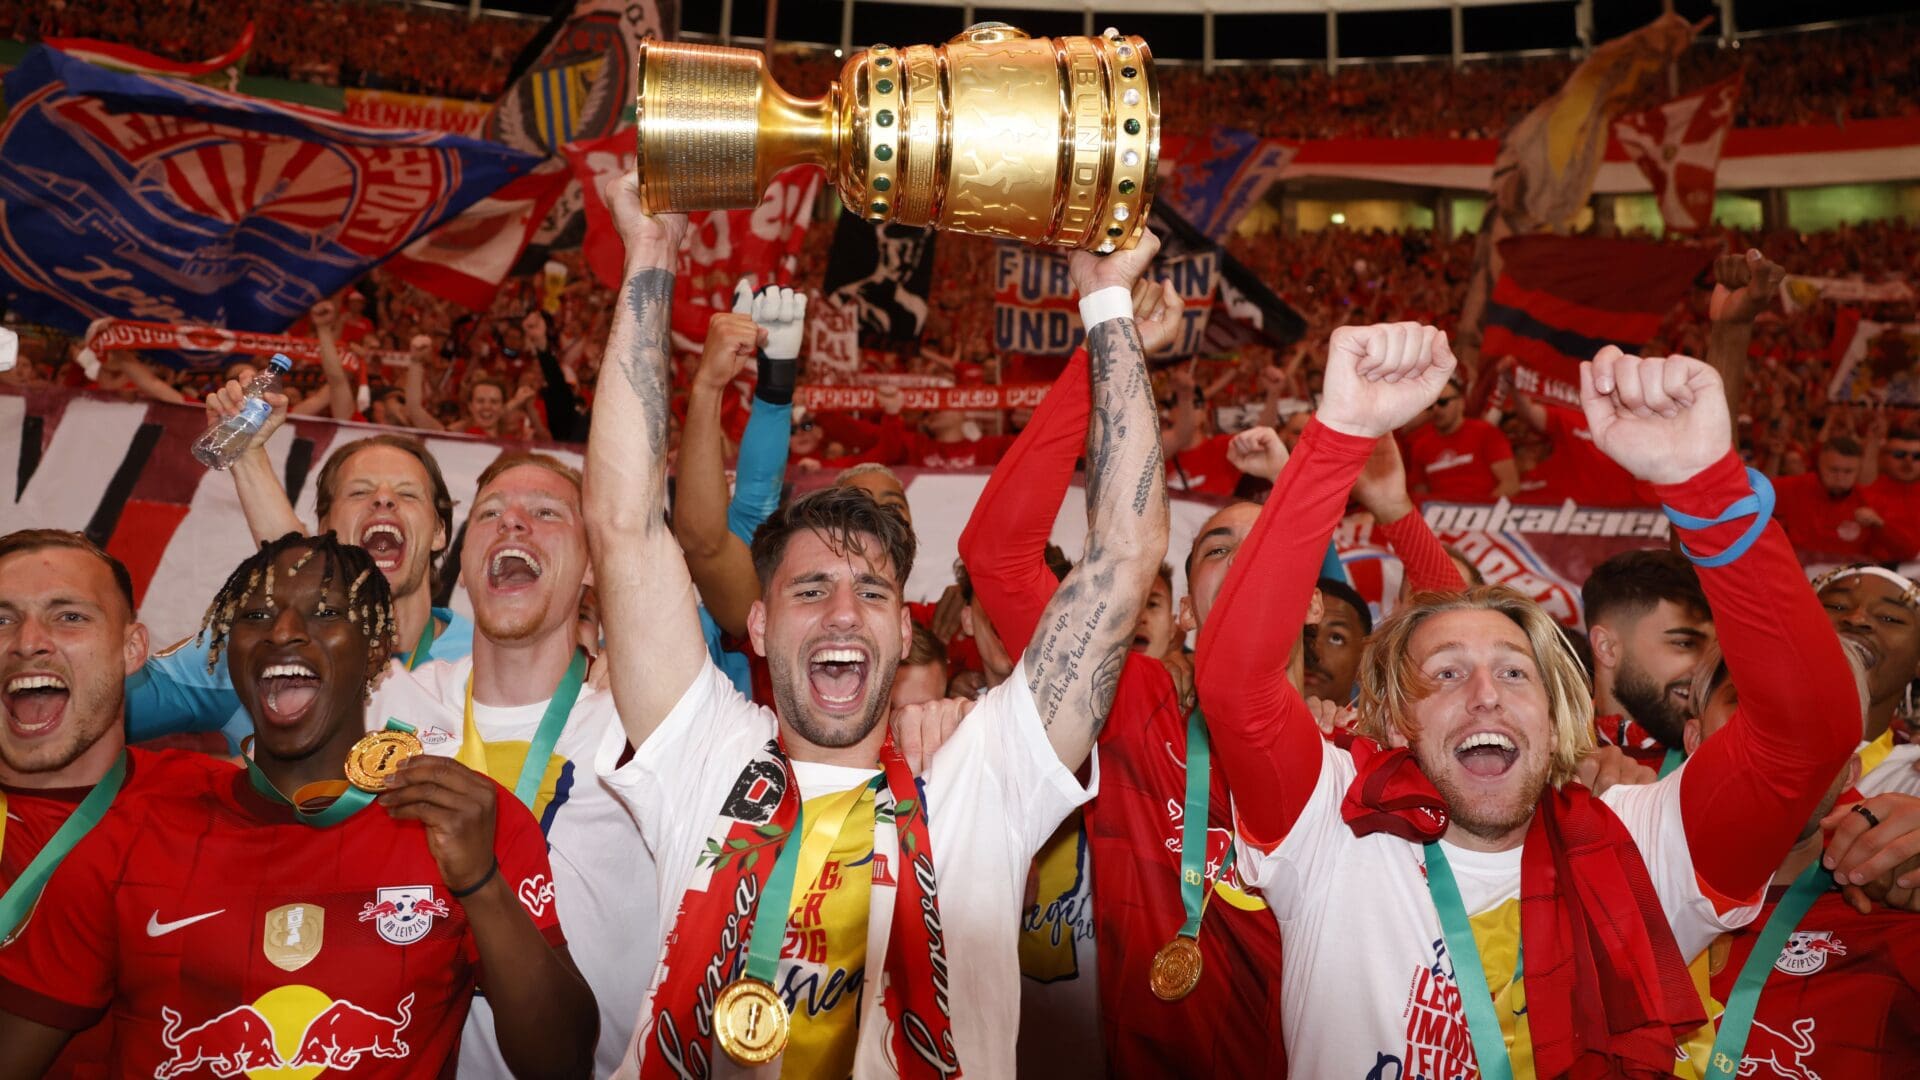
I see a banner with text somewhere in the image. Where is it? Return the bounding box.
[993,243,1218,358]
[344,88,491,137]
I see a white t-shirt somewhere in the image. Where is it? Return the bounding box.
[1237,744,1762,1080]
[368,656,657,1080]
[598,656,1094,1079]
[1855,742,1920,798]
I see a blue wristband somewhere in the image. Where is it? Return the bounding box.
[1661,468,1775,568]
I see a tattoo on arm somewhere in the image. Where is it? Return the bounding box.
[620,269,675,458]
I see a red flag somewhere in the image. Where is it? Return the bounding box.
[564,128,824,338]
[381,160,572,310]
[1613,74,1743,233]
[1481,235,1714,408]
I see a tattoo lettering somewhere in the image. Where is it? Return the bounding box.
[621,269,676,458]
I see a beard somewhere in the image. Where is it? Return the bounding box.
[1411,734,1552,846]
[0,677,119,777]
[770,652,899,752]
[1612,656,1690,748]
[475,595,554,645]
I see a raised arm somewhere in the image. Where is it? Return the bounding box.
[203,383,304,544]
[1023,236,1172,769]
[586,176,707,747]
[1705,248,1786,417]
[1196,324,1455,845]
[1579,347,1858,901]
[295,301,358,420]
[1352,434,1468,594]
[401,346,448,431]
[105,352,187,404]
[674,291,769,638]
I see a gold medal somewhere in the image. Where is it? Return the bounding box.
[344,730,422,792]
[1149,935,1204,1001]
[713,978,789,1066]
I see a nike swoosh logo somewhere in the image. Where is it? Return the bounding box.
[146,909,225,937]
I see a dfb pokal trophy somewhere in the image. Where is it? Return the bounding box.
[633,22,1159,250]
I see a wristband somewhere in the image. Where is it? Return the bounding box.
[449,857,499,899]
[755,349,796,406]
[1661,467,1776,568]
[1077,286,1133,330]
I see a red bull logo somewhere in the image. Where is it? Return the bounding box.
[153,986,414,1078]
[358,885,448,946]
[1775,930,1847,976]
[1739,1016,1821,1080]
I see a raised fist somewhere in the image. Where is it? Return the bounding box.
[1226,425,1289,481]
[1067,229,1161,300]
[733,279,806,361]
[1710,248,1787,326]
[695,312,764,390]
[1131,278,1185,355]
[1317,322,1456,439]
[1580,346,1731,486]
[601,173,688,270]
[311,300,338,333]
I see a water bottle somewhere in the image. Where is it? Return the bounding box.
[192,353,293,469]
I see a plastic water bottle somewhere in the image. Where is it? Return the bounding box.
[192,353,293,469]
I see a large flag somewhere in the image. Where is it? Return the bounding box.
[1154,199,1305,354]
[1156,128,1297,241]
[564,127,823,339]
[48,21,254,90]
[1455,12,1697,361]
[1480,235,1714,408]
[823,215,940,349]
[1613,74,1742,233]
[387,0,675,307]
[0,47,540,346]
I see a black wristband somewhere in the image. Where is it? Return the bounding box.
[755,349,796,406]
[449,857,499,899]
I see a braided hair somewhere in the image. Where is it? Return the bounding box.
[198,531,397,702]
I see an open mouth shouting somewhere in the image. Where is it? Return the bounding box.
[257,660,322,727]
[486,545,544,593]
[1454,730,1519,780]
[807,644,871,714]
[4,672,70,738]
[359,521,408,575]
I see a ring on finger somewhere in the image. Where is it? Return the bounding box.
[1854,803,1883,829]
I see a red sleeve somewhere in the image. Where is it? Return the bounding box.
[1480,421,1514,464]
[1664,453,1860,903]
[1376,512,1469,595]
[0,819,118,1029]
[486,787,567,950]
[955,349,1090,656]
[1194,420,1377,848]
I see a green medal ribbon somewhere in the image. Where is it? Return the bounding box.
[1175,708,1232,939]
[403,614,438,671]
[1657,746,1685,780]
[0,751,127,942]
[513,650,585,810]
[1702,861,1830,1079]
[742,780,808,985]
[244,720,415,828]
[1423,841,1519,1080]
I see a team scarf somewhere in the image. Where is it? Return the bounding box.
[1337,734,1705,1079]
[641,733,960,1078]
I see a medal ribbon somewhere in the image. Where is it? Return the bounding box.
[1702,862,1830,1080]
[1857,728,1895,778]
[458,649,587,810]
[1175,708,1233,939]
[739,767,811,987]
[1423,841,1518,1080]
[243,719,413,828]
[1658,746,1685,779]
[0,752,127,942]
[404,613,438,670]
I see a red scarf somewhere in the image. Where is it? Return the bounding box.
[1338,736,1704,1080]
[641,736,961,1078]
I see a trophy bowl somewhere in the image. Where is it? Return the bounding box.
[634,23,1160,250]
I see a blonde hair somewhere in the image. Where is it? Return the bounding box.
[1357,585,1595,787]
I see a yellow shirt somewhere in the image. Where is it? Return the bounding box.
[778,785,877,1078]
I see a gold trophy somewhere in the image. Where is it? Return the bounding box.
[634,23,1159,250]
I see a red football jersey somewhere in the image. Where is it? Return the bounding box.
[1166,433,1244,498]
[1772,472,1908,562]
[0,750,563,1079]
[1405,418,1513,503]
[1085,656,1288,1077]
[1708,888,1920,1079]
[1513,407,1647,508]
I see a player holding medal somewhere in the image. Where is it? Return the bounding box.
[0,533,595,1078]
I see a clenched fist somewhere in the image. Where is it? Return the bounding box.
[1317,322,1456,439]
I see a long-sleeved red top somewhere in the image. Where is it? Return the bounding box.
[1196,424,1859,903]
[957,348,1288,1078]
[1373,510,1469,596]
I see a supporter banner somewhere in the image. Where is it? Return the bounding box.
[823,216,940,349]
[1613,73,1742,233]
[794,382,1050,413]
[993,244,1217,358]
[1155,198,1306,352]
[1782,275,1916,314]
[1336,498,1680,627]
[1482,235,1714,408]
[1828,316,1920,406]
[48,21,253,90]
[563,127,823,338]
[85,319,411,370]
[0,47,540,343]
[386,161,575,311]
[344,88,490,137]
[805,292,863,378]
[1156,128,1297,240]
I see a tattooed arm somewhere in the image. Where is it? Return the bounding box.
[1023,235,1172,770]
[584,175,707,748]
